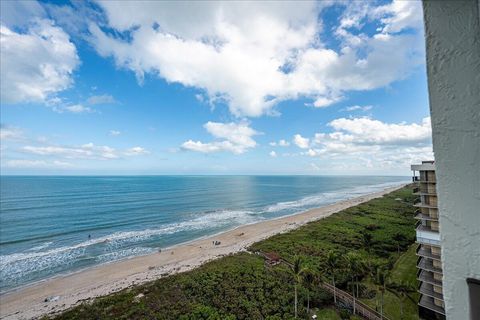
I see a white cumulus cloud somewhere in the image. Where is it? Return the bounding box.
[0,19,79,104]
[296,116,433,169]
[293,134,310,149]
[373,0,424,34]
[181,122,259,154]
[324,116,432,145]
[87,0,424,117]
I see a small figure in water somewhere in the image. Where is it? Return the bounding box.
[88,234,91,239]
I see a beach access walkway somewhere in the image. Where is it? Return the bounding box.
[258,251,390,320]
[320,282,391,320]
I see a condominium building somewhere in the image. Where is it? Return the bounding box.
[411,161,445,320]
[421,2,479,319]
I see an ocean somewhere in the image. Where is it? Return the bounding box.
[0,175,408,292]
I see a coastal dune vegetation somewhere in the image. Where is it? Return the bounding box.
[46,186,417,320]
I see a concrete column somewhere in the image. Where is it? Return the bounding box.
[422,1,480,319]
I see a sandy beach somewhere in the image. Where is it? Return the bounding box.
[0,184,404,320]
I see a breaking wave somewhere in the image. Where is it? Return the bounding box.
[0,179,407,291]
[264,181,404,214]
[0,209,257,289]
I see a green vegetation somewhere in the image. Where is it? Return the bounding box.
[313,308,341,319]
[361,244,420,320]
[53,253,312,320]
[47,186,418,320]
[390,244,419,286]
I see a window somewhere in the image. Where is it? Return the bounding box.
[467,278,480,320]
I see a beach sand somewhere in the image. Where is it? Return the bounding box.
[0,184,405,320]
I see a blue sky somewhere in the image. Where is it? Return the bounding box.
[0,0,432,175]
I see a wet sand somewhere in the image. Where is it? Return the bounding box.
[0,184,405,320]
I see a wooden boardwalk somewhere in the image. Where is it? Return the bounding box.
[257,251,390,320]
[320,282,391,320]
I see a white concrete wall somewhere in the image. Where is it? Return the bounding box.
[422,1,480,319]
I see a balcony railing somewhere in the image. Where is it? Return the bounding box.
[419,294,445,315]
[416,223,440,234]
[418,282,444,300]
[413,187,436,195]
[417,256,443,274]
[414,210,439,221]
[418,269,443,286]
[414,199,438,209]
[416,236,441,246]
[416,245,441,261]
[418,178,437,184]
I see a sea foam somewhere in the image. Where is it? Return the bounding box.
[0,208,258,288]
[0,176,408,291]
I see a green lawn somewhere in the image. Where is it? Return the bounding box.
[312,308,364,320]
[390,243,419,286]
[313,307,341,319]
[48,185,418,320]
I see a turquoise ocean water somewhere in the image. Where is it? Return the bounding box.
[0,175,408,292]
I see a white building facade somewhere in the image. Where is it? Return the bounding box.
[422,1,480,319]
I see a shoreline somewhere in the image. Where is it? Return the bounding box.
[0,184,405,320]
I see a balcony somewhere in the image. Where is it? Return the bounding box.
[416,222,441,246]
[413,187,436,196]
[416,245,441,261]
[419,282,444,301]
[418,269,442,286]
[417,256,443,274]
[417,236,441,246]
[418,178,436,184]
[416,223,439,234]
[419,294,445,315]
[414,210,439,221]
[414,199,438,209]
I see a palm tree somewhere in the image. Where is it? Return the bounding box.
[364,258,381,311]
[325,250,340,304]
[355,257,365,299]
[362,231,373,251]
[373,266,388,319]
[393,233,407,256]
[387,281,415,319]
[290,256,307,319]
[344,252,361,315]
[301,269,316,316]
